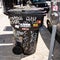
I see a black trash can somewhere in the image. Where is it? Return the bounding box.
[7,9,45,55]
[2,0,47,55]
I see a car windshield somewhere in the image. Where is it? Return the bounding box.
[33,0,46,2]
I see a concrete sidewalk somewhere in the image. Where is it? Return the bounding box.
[0,8,13,34]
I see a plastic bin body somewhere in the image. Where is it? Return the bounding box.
[2,0,47,55]
[8,9,45,55]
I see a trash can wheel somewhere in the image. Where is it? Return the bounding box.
[12,46,23,55]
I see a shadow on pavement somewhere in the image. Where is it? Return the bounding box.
[39,26,51,49]
[39,25,60,60]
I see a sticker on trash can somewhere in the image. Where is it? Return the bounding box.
[33,24,38,27]
[22,28,29,30]
[36,20,41,24]
[20,23,31,27]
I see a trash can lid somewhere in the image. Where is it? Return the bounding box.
[8,8,46,16]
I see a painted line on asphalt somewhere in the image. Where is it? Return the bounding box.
[0,43,14,46]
